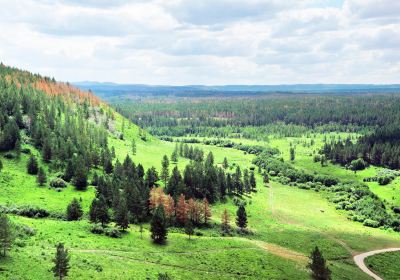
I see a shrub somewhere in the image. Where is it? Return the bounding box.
[90,224,104,234]
[50,178,67,188]
[4,152,16,159]
[104,227,121,238]
[378,176,392,185]
[363,219,380,228]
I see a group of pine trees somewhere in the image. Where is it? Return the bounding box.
[322,126,400,169]
[0,64,113,191]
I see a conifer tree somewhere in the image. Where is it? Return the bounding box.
[63,160,75,182]
[236,205,248,231]
[131,139,136,155]
[145,167,159,188]
[42,138,52,163]
[249,170,256,191]
[27,155,39,175]
[89,196,110,227]
[115,195,129,231]
[171,150,178,163]
[0,213,13,257]
[203,198,212,225]
[73,157,88,191]
[290,147,295,161]
[221,209,231,234]
[185,220,194,240]
[0,159,3,173]
[176,194,188,226]
[52,243,70,280]
[150,205,168,244]
[37,167,47,186]
[14,139,21,158]
[0,118,20,151]
[307,246,331,280]
[222,157,229,169]
[161,155,169,186]
[66,198,83,221]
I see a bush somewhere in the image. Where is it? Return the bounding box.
[21,148,31,154]
[378,176,392,185]
[50,178,67,188]
[4,152,16,159]
[90,224,104,234]
[104,227,121,238]
[363,219,380,228]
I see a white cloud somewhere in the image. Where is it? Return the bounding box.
[0,0,398,84]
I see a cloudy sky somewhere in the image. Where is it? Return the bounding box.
[0,0,399,85]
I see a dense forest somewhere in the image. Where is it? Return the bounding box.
[0,64,256,246]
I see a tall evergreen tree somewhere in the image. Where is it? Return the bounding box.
[0,118,20,151]
[131,139,136,155]
[221,209,231,234]
[161,155,169,186]
[37,167,47,186]
[184,220,194,240]
[307,246,331,280]
[89,196,110,227]
[150,205,168,244]
[0,213,13,257]
[73,157,88,191]
[66,198,83,221]
[27,155,39,175]
[249,170,256,191]
[115,195,129,231]
[290,147,295,161]
[236,205,248,231]
[52,243,70,280]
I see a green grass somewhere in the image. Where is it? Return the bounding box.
[364,251,400,280]
[1,116,400,279]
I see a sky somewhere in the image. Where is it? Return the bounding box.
[0,0,399,85]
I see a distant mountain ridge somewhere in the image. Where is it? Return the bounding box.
[73,82,400,99]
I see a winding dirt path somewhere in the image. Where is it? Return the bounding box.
[353,248,400,280]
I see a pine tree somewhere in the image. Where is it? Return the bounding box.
[243,169,251,193]
[0,159,3,173]
[236,205,248,231]
[131,139,136,155]
[150,205,168,244]
[0,213,13,257]
[37,167,47,186]
[307,246,331,280]
[63,160,75,182]
[290,147,295,161]
[176,194,188,226]
[145,167,159,188]
[161,155,169,186]
[0,118,20,151]
[27,155,39,175]
[221,209,231,234]
[14,139,21,158]
[203,198,211,225]
[89,196,110,227]
[249,170,256,191]
[73,157,88,191]
[222,157,229,169]
[52,243,70,280]
[171,150,178,163]
[115,195,129,231]
[184,220,194,240]
[66,198,83,221]
[42,138,52,163]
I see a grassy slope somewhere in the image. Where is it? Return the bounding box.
[364,251,400,280]
[1,115,400,279]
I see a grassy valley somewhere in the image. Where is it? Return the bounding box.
[0,65,400,280]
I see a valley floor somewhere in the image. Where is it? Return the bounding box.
[1,117,400,279]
